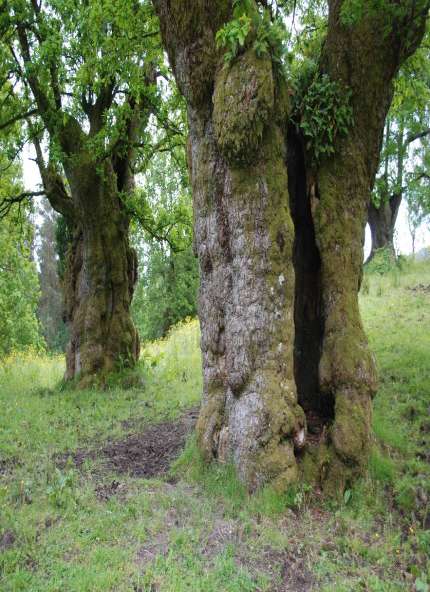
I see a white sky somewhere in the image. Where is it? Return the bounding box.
[22,145,430,258]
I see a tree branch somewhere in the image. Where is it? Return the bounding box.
[16,24,52,120]
[32,135,76,220]
[0,108,39,131]
[0,190,45,219]
[406,127,430,145]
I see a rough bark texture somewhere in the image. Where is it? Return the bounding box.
[62,157,139,384]
[32,98,143,385]
[295,0,428,491]
[155,1,305,490]
[154,0,429,493]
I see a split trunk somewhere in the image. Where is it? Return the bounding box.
[154,0,428,493]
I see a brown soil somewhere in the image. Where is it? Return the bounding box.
[275,551,316,591]
[58,408,199,480]
[0,457,19,476]
[407,284,430,294]
[234,542,316,592]
[0,530,15,551]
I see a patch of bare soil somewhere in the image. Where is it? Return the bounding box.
[0,530,15,551]
[94,479,127,501]
[137,530,170,567]
[275,552,316,592]
[407,283,430,294]
[236,541,316,592]
[58,407,198,482]
[0,457,19,476]
[202,518,240,560]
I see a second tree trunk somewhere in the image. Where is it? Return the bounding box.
[63,160,139,385]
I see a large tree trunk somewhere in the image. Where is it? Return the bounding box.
[292,0,427,491]
[154,0,428,493]
[63,159,139,385]
[155,2,305,490]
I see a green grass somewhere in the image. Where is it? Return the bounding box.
[1,263,429,591]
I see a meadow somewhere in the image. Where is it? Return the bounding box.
[0,260,429,591]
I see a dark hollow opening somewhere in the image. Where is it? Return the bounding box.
[287,127,334,433]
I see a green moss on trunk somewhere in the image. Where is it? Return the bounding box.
[63,160,139,387]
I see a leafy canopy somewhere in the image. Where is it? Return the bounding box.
[0,159,43,354]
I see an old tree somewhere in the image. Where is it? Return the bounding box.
[0,0,182,383]
[154,0,429,493]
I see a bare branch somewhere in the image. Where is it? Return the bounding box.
[32,135,76,220]
[16,24,52,118]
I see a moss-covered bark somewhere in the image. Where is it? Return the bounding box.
[291,0,429,492]
[62,156,139,386]
[154,0,428,493]
[155,1,305,490]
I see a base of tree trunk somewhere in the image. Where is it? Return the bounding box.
[63,220,140,388]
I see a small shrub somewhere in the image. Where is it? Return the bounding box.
[46,467,78,509]
[395,477,416,512]
[417,530,430,554]
[366,247,397,276]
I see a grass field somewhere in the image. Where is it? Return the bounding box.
[0,260,429,591]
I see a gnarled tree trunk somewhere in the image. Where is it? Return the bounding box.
[31,93,146,385]
[289,0,427,491]
[62,157,139,385]
[154,0,428,493]
[155,2,305,490]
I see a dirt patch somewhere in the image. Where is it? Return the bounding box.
[236,543,316,591]
[276,552,316,591]
[137,530,170,567]
[407,284,430,295]
[59,407,199,481]
[94,479,127,501]
[102,408,198,478]
[202,518,239,560]
[0,457,19,476]
[0,530,16,551]
[267,551,316,592]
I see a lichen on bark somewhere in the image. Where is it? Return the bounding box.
[290,0,428,493]
[155,0,307,490]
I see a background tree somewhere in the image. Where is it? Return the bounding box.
[130,149,197,341]
[154,0,429,493]
[0,0,178,384]
[406,155,430,255]
[133,242,198,341]
[368,38,430,260]
[0,158,42,355]
[36,201,68,351]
